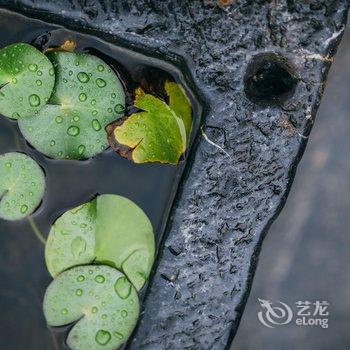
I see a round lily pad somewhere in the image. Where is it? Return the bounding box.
[0,43,55,120]
[19,51,125,160]
[0,152,45,220]
[43,265,139,350]
[45,194,154,290]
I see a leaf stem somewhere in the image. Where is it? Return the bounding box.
[28,217,46,245]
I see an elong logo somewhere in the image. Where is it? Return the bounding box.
[257,299,293,328]
[257,299,329,329]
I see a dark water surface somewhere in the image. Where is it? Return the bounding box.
[0,9,201,349]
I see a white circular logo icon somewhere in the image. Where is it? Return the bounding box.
[258,298,293,328]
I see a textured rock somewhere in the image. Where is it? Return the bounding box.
[0,1,348,349]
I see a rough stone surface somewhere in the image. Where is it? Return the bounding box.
[0,1,348,349]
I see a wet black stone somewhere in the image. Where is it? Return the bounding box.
[0,1,349,349]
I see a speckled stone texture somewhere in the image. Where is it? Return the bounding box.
[0,1,349,349]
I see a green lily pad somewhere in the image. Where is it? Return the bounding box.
[106,85,189,164]
[43,265,139,350]
[0,43,55,120]
[19,51,125,160]
[0,152,45,220]
[45,194,154,290]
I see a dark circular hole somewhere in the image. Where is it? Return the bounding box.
[244,53,298,106]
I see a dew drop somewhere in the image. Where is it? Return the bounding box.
[77,275,85,282]
[114,276,132,299]
[114,104,124,114]
[28,63,38,72]
[95,330,111,346]
[94,275,105,284]
[55,116,63,124]
[36,79,42,86]
[50,140,56,146]
[91,306,98,314]
[121,310,128,318]
[67,126,80,136]
[20,204,28,214]
[78,145,86,155]
[12,77,17,84]
[97,65,104,72]
[92,119,101,131]
[61,308,68,315]
[79,93,87,102]
[114,332,124,340]
[96,78,106,88]
[71,236,86,257]
[5,162,11,168]
[77,72,90,83]
[76,289,83,296]
[49,68,55,76]
[28,94,40,107]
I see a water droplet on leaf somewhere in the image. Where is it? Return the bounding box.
[96,78,106,88]
[20,204,28,214]
[114,277,132,299]
[77,72,90,83]
[67,126,80,136]
[71,236,86,257]
[95,330,111,345]
[28,63,38,72]
[78,145,86,155]
[77,275,85,282]
[94,275,105,283]
[79,93,87,102]
[28,94,40,107]
[55,116,63,124]
[92,119,101,131]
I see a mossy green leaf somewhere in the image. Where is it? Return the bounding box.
[0,152,45,220]
[164,81,192,139]
[107,86,189,164]
[45,194,154,290]
[43,265,139,350]
[19,51,125,160]
[0,43,55,120]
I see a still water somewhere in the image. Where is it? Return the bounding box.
[0,8,201,349]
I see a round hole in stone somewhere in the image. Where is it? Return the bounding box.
[244,53,298,106]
